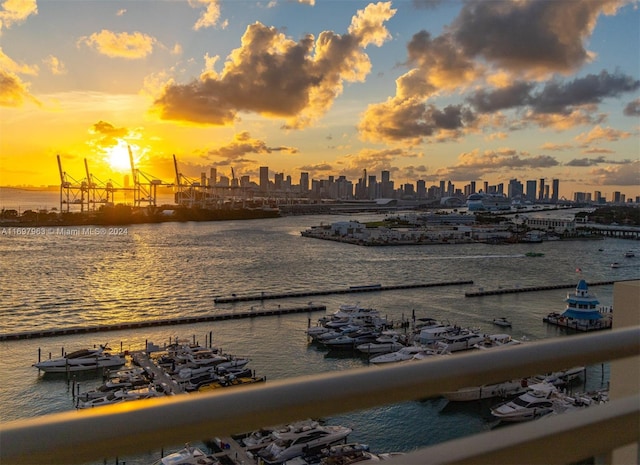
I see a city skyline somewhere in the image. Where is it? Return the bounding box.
[1,1,639,200]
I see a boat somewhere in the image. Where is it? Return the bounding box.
[473,333,521,350]
[77,385,164,409]
[356,340,405,355]
[525,252,544,257]
[369,346,431,365]
[490,383,562,422]
[33,344,126,373]
[314,443,404,464]
[432,331,485,353]
[492,317,512,327]
[256,424,352,464]
[322,331,378,350]
[490,382,608,422]
[610,262,621,268]
[242,419,321,450]
[152,444,219,465]
[624,250,635,258]
[198,374,266,392]
[542,280,612,331]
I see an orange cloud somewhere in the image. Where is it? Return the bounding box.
[575,125,632,144]
[78,30,156,59]
[190,0,222,30]
[151,2,396,128]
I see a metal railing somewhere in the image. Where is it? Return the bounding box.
[1,326,638,465]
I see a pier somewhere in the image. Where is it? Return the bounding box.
[213,280,474,303]
[0,304,326,341]
[464,280,618,297]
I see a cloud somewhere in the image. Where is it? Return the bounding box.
[89,120,130,147]
[43,55,66,75]
[529,71,640,115]
[540,143,573,151]
[190,0,222,30]
[575,125,632,144]
[590,160,640,185]
[565,156,608,167]
[452,0,625,78]
[359,0,635,144]
[151,2,396,128]
[0,0,37,33]
[78,30,156,59]
[623,98,640,116]
[205,131,298,161]
[434,148,560,181]
[0,48,39,107]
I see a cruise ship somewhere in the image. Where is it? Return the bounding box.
[466,193,512,211]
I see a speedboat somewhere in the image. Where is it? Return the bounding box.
[152,444,219,465]
[492,317,512,327]
[33,344,126,373]
[624,250,635,258]
[257,424,352,464]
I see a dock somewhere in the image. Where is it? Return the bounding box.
[213,280,474,303]
[0,304,326,341]
[464,280,617,297]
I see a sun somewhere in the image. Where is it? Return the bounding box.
[105,141,132,172]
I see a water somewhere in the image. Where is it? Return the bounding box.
[0,191,637,463]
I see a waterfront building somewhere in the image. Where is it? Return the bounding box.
[526,180,537,202]
[538,178,545,201]
[259,166,269,193]
[524,216,576,234]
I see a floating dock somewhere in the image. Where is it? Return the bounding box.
[464,280,617,297]
[0,305,326,341]
[213,280,474,303]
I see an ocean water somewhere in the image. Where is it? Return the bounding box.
[0,190,637,464]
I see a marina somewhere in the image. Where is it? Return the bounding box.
[0,211,637,465]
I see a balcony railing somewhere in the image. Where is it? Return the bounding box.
[1,326,638,465]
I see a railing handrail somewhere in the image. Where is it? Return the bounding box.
[1,326,638,464]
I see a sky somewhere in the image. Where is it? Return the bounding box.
[0,0,639,200]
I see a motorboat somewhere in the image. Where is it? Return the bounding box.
[78,375,150,401]
[198,374,266,392]
[473,334,522,350]
[624,250,635,258]
[33,344,126,373]
[242,419,320,450]
[490,383,560,422]
[610,262,621,268]
[433,331,485,353]
[490,383,608,422]
[492,317,512,327]
[152,444,219,465]
[77,385,164,409]
[369,345,446,365]
[256,424,352,464]
[322,331,378,350]
[356,340,405,355]
[315,443,404,464]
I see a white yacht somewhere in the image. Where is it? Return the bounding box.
[152,444,219,465]
[33,345,126,373]
[256,424,352,464]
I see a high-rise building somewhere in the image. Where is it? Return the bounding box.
[300,172,309,193]
[551,179,559,203]
[416,180,426,199]
[538,178,545,201]
[508,178,523,199]
[259,166,269,192]
[526,180,537,202]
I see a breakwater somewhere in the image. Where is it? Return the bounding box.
[0,305,326,341]
[213,280,474,303]
[464,280,618,297]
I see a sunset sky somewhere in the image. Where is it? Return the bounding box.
[1,0,639,200]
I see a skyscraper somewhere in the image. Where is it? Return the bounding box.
[259,166,269,192]
[551,179,559,203]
